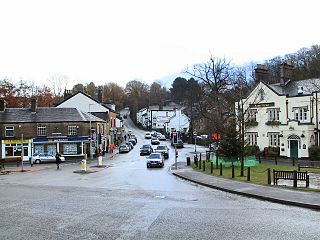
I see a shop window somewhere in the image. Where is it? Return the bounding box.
[5,126,14,137]
[63,144,77,154]
[68,125,77,136]
[34,145,45,154]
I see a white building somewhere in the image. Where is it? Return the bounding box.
[238,64,320,159]
[136,103,190,134]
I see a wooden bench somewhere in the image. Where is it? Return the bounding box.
[273,170,309,188]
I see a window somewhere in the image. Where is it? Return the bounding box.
[246,132,258,145]
[63,144,77,154]
[258,88,265,101]
[293,107,308,122]
[68,125,77,136]
[267,108,280,121]
[268,133,280,147]
[248,109,257,121]
[37,125,47,136]
[5,126,14,137]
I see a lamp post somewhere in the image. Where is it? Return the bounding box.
[193,130,197,153]
[89,104,94,160]
[18,125,24,172]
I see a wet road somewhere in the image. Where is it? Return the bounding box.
[1,113,320,239]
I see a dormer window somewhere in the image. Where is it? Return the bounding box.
[37,125,47,136]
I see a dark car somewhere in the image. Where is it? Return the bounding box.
[140,144,153,156]
[172,139,184,148]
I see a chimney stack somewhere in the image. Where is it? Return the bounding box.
[254,64,269,83]
[98,88,103,103]
[0,99,5,111]
[31,98,37,113]
[280,60,294,86]
[64,89,73,99]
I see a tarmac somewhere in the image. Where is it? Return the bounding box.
[2,149,320,211]
[171,162,320,211]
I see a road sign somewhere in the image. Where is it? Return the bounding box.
[193,131,197,136]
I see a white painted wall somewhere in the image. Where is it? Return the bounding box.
[57,93,109,113]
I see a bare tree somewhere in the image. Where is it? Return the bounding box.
[48,74,69,98]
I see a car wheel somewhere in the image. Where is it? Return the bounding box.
[147,164,150,168]
[35,159,41,164]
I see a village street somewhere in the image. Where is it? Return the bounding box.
[1,116,320,240]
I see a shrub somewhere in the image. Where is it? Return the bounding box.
[309,146,320,161]
[244,145,260,156]
[264,147,280,156]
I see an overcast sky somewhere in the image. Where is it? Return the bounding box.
[0,0,319,88]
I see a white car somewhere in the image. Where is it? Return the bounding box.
[145,132,152,139]
[151,137,160,145]
[146,153,164,168]
[31,153,65,164]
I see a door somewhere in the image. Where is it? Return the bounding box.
[290,140,298,158]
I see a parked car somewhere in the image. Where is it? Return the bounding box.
[31,152,65,164]
[146,153,164,168]
[145,132,152,139]
[130,133,137,143]
[158,134,166,141]
[125,142,134,150]
[155,145,169,159]
[123,114,127,119]
[119,144,130,153]
[171,139,184,148]
[140,144,153,156]
[151,137,160,145]
[128,138,137,145]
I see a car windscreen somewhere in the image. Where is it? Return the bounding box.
[157,146,166,150]
[149,153,161,159]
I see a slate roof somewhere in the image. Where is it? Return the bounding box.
[0,107,105,123]
[268,78,320,97]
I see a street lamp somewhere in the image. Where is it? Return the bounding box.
[89,104,94,160]
[18,125,24,172]
[193,130,197,153]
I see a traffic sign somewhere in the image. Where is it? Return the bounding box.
[193,131,197,136]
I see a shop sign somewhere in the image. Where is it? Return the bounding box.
[249,102,275,108]
[4,139,29,144]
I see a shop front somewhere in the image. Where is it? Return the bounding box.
[32,136,90,159]
[1,139,31,161]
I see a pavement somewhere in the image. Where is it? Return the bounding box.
[171,161,320,211]
[0,150,119,174]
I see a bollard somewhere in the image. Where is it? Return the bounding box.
[220,163,223,176]
[275,156,278,165]
[210,162,213,174]
[187,157,191,166]
[292,158,295,166]
[267,168,271,184]
[194,155,198,167]
[247,167,251,181]
[306,175,310,188]
[258,155,261,164]
[232,164,235,178]
[199,158,201,169]
[98,156,103,166]
[199,153,202,161]
[81,159,87,172]
[203,161,205,171]
[298,164,300,171]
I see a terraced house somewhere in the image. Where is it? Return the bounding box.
[237,62,320,159]
[0,98,106,161]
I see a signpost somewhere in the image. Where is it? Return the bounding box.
[193,130,197,153]
[173,131,178,169]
